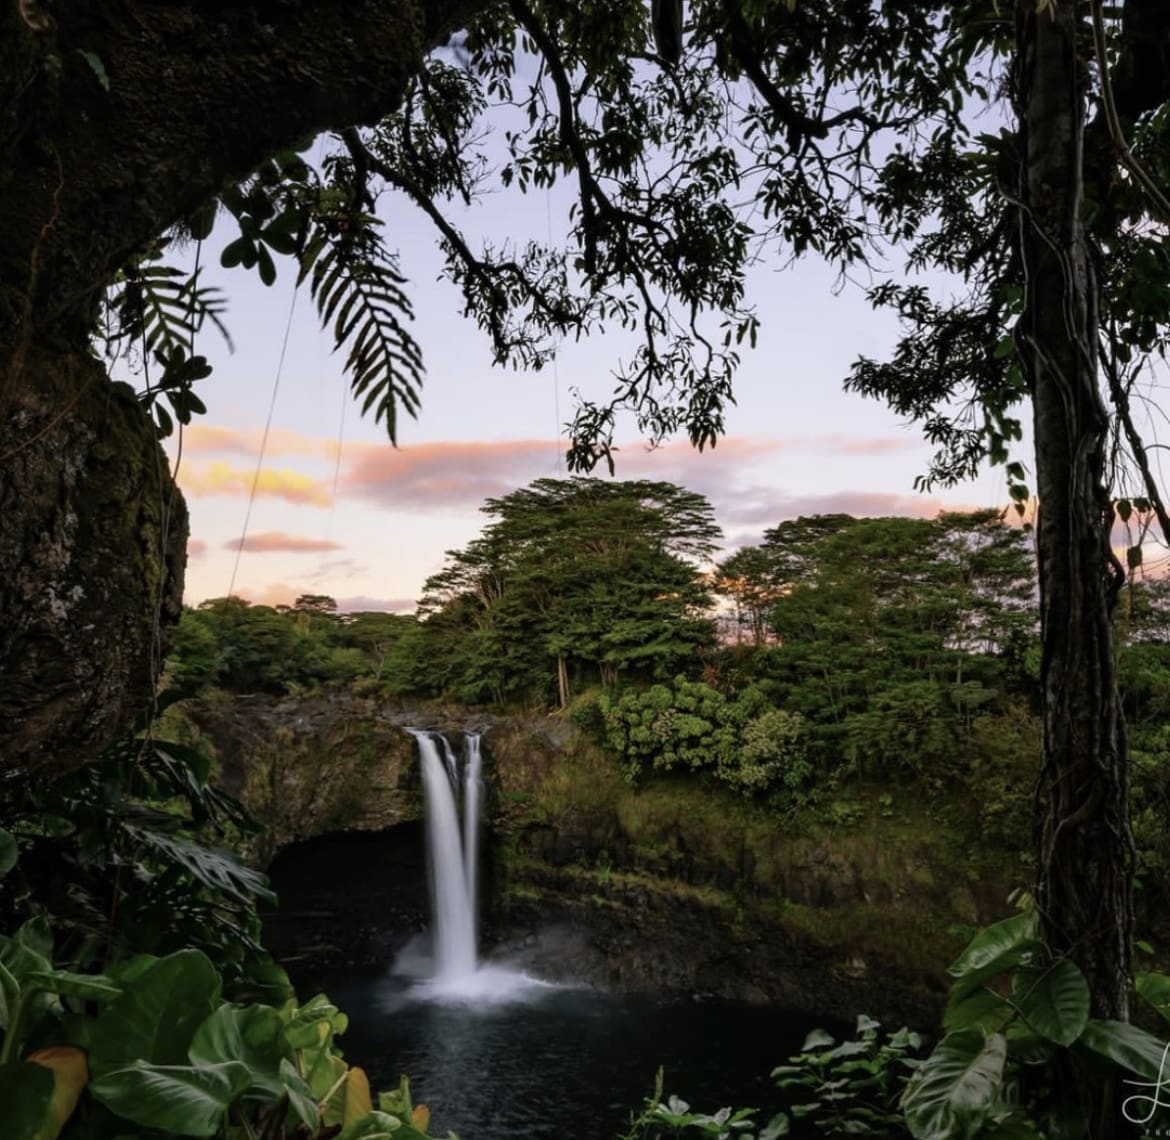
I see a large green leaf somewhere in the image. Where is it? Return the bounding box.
[123,826,276,906]
[1137,971,1170,1027]
[280,1057,323,1131]
[0,932,53,986]
[337,1111,433,1140]
[89,950,220,1072]
[0,1060,54,1140]
[902,1030,1007,1140]
[90,1060,250,1136]
[0,829,17,878]
[1011,960,1090,1046]
[943,984,1012,1034]
[24,971,121,1004]
[948,913,1040,980]
[1078,1019,1170,1082]
[188,1003,289,1100]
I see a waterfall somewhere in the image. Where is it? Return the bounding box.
[411,730,481,982]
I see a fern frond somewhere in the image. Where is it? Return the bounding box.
[300,221,423,440]
[109,263,232,359]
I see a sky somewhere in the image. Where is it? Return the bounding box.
[166,155,1014,615]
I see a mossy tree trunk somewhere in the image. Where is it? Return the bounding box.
[0,0,485,775]
[1016,3,1133,1131]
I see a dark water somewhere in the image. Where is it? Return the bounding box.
[318,969,821,1139]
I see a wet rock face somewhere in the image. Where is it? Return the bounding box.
[0,358,186,778]
[185,696,430,866]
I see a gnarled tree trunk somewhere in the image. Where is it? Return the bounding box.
[0,0,484,775]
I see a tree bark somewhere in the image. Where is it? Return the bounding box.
[1015,0,1133,1122]
[0,0,488,774]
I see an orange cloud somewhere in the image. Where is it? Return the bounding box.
[238,582,302,608]
[224,531,345,554]
[184,424,327,458]
[338,435,798,513]
[180,461,332,507]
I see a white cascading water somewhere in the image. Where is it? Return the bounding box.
[412,730,479,981]
[403,729,554,1005]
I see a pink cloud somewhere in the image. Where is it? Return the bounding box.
[184,424,328,459]
[338,435,798,513]
[187,538,208,559]
[179,461,332,507]
[224,531,345,554]
[340,438,561,510]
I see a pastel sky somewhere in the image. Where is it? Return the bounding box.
[167,167,1015,613]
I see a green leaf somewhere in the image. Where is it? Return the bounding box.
[0,829,17,878]
[15,918,52,962]
[948,912,1040,979]
[280,1057,322,1131]
[902,1030,1007,1140]
[1011,960,1090,1046]
[122,827,275,906]
[188,1003,289,1101]
[89,950,221,1072]
[23,971,121,1003]
[982,1115,1045,1140]
[759,1114,791,1139]
[0,1060,55,1140]
[90,1060,250,1136]
[1136,972,1170,1026]
[800,1027,836,1051]
[1078,1019,1170,1083]
[76,49,110,91]
[943,984,1012,1034]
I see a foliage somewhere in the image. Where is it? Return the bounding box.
[596,678,809,801]
[770,1017,921,1138]
[898,911,1170,1138]
[0,932,442,1140]
[620,1069,767,1140]
[0,696,273,985]
[413,478,720,706]
[710,512,1039,807]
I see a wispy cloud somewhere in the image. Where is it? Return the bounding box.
[187,538,208,559]
[180,461,332,507]
[341,438,562,510]
[224,531,345,554]
[334,595,418,613]
[184,424,330,459]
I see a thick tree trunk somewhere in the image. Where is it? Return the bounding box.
[1016,0,1133,1127]
[0,350,187,778]
[0,0,487,774]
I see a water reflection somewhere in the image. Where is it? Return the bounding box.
[323,968,810,1140]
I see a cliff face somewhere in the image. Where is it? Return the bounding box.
[183,692,1015,1022]
[181,691,430,865]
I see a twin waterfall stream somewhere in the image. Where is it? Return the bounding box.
[412,730,481,983]
[407,729,543,1002]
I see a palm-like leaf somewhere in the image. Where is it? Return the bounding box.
[300,220,423,440]
[111,264,232,361]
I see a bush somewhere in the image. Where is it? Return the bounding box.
[597,679,808,800]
